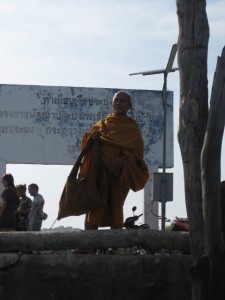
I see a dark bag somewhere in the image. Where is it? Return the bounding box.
[39,211,48,221]
[57,136,105,220]
[16,214,29,231]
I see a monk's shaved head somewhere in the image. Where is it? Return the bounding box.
[112,91,132,115]
[113,91,132,106]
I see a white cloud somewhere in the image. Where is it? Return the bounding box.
[0,0,180,86]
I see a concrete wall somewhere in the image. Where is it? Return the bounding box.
[0,230,191,300]
[0,253,192,300]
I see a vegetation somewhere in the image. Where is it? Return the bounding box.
[42,226,80,232]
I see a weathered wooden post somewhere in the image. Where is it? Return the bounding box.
[177,0,209,259]
[177,0,225,299]
[201,47,225,300]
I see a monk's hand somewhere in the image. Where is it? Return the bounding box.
[112,157,124,173]
[91,130,101,140]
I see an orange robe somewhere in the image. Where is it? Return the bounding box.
[80,113,149,228]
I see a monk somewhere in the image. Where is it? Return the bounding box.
[79,90,149,231]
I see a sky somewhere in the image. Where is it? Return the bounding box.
[0,0,225,230]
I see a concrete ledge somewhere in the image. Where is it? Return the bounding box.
[0,229,190,252]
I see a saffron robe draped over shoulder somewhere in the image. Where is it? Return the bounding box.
[80,113,149,227]
[80,113,149,192]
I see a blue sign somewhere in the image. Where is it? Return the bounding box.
[0,84,173,167]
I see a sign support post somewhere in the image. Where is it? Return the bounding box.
[129,44,178,230]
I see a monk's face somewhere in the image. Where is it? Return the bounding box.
[112,92,131,115]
